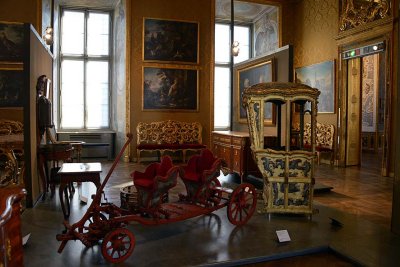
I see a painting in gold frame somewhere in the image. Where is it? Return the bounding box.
[143,18,199,64]
[142,66,198,111]
[236,58,275,125]
[295,60,335,113]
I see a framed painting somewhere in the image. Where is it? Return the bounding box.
[143,18,199,64]
[143,66,198,111]
[0,22,25,62]
[361,54,379,132]
[236,59,275,124]
[0,69,24,107]
[295,60,335,113]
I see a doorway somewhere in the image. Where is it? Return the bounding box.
[343,50,388,175]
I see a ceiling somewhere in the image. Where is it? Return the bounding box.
[58,0,275,22]
[215,0,276,23]
[59,0,119,9]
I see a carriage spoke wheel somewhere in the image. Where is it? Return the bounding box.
[101,228,135,263]
[227,184,257,226]
[78,213,107,234]
[207,177,222,206]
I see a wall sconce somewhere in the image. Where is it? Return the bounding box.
[232,41,240,57]
[43,26,53,45]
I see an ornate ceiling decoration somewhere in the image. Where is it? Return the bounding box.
[339,0,391,31]
[215,0,275,23]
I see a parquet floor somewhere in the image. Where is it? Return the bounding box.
[314,151,393,229]
[100,149,393,230]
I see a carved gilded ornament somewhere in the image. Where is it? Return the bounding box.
[339,0,391,31]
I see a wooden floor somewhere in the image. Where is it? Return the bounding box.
[100,149,393,230]
[314,151,393,229]
[242,150,392,267]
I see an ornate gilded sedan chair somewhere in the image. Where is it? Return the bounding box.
[242,82,320,219]
[131,155,179,215]
[179,148,224,206]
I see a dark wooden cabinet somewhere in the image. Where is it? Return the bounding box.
[0,187,26,267]
[212,131,261,182]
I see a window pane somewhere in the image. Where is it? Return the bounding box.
[214,67,230,128]
[87,13,110,56]
[61,11,84,54]
[86,61,109,128]
[234,25,250,64]
[60,60,84,128]
[215,24,230,63]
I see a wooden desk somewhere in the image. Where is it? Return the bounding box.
[212,131,277,182]
[38,143,74,198]
[57,162,102,218]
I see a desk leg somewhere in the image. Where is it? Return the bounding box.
[59,183,70,218]
[38,154,48,200]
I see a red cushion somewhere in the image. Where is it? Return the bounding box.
[316,146,332,152]
[138,144,206,150]
[157,156,173,176]
[134,178,154,189]
[182,171,201,182]
[197,149,215,172]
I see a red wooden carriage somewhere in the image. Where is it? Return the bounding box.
[56,134,257,263]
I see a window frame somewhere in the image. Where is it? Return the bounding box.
[214,21,252,130]
[58,7,113,130]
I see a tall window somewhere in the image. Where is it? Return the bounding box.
[214,23,250,129]
[59,9,111,129]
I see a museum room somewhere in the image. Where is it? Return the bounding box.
[1,0,400,266]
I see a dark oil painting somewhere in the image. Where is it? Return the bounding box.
[0,70,24,107]
[0,22,25,61]
[144,18,198,63]
[143,67,198,111]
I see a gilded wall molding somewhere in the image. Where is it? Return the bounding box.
[339,0,391,32]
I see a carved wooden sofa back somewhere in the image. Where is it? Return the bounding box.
[136,120,206,163]
[304,122,335,164]
[0,120,23,135]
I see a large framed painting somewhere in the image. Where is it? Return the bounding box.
[0,69,24,107]
[143,66,198,111]
[295,60,335,113]
[0,22,25,62]
[236,58,275,124]
[143,18,199,64]
[361,54,379,132]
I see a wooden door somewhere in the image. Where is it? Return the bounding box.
[345,58,361,166]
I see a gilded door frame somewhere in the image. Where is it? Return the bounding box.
[337,34,392,176]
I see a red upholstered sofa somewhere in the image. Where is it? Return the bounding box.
[136,120,206,163]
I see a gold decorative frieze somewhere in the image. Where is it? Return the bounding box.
[339,0,391,32]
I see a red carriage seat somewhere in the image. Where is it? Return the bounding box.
[131,156,179,210]
[179,148,223,202]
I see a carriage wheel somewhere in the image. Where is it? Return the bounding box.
[227,184,257,226]
[78,212,107,234]
[101,228,135,263]
[207,177,222,206]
